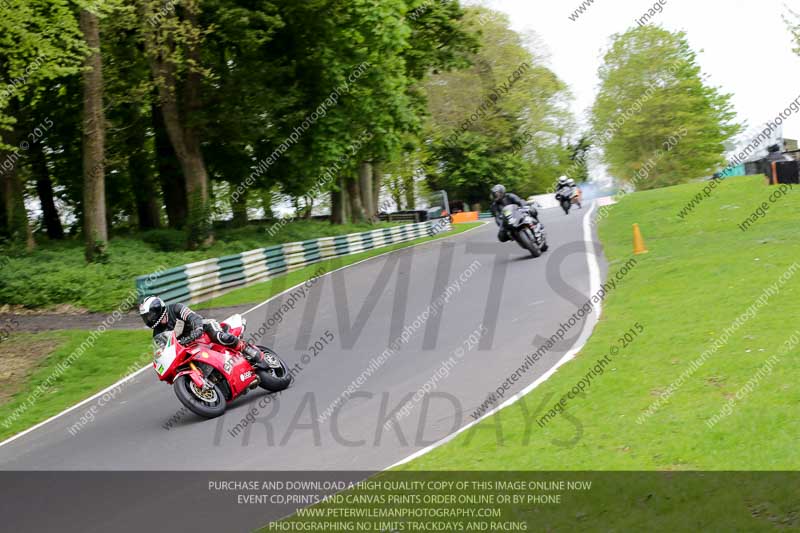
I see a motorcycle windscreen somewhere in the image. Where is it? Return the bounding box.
[153,333,178,377]
[222,314,246,336]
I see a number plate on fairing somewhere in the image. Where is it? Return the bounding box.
[154,335,178,377]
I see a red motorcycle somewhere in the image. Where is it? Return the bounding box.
[152,314,292,419]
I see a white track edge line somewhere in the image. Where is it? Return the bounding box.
[389,201,601,469]
[0,223,487,450]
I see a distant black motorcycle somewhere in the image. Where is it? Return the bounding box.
[501,204,548,258]
[555,186,582,214]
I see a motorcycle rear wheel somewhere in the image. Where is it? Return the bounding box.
[255,346,293,392]
[173,375,227,419]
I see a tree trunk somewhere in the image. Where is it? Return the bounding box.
[32,145,64,239]
[129,152,162,230]
[358,161,373,221]
[392,190,403,212]
[346,177,365,222]
[371,160,383,215]
[0,120,34,249]
[153,102,187,229]
[230,184,248,227]
[143,7,210,248]
[403,174,415,209]
[261,189,275,220]
[342,177,352,222]
[127,109,161,230]
[0,173,7,238]
[158,84,209,247]
[1,152,32,247]
[183,7,211,246]
[80,9,108,262]
[330,178,345,224]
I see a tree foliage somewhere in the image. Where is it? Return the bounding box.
[0,0,577,261]
[591,25,740,190]
[421,7,572,207]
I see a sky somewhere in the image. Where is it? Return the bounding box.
[471,0,800,175]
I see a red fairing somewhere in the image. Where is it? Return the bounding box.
[152,330,258,402]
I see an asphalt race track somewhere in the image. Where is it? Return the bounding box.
[0,203,608,532]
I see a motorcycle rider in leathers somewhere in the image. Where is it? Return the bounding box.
[139,296,264,364]
[490,184,541,242]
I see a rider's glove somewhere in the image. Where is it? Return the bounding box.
[178,327,203,346]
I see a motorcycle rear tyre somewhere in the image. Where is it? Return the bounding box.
[255,346,293,392]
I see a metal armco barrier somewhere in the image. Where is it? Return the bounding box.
[135,219,452,305]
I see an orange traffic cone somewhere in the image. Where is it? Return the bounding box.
[633,224,648,255]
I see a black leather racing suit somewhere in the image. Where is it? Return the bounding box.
[152,303,240,347]
[490,193,537,242]
[555,184,572,200]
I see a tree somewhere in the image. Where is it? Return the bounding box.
[0,0,85,246]
[80,7,109,261]
[199,0,284,228]
[591,26,740,190]
[138,0,212,247]
[31,142,65,239]
[566,136,592,183]
[422,7,572,206]
[786,8,800,56]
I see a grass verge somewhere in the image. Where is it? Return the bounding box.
[0,220,401,312]
[0,329,152,442]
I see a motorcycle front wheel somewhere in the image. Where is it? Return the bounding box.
[517,229,542,258]
[255,346,293,392]
[561,200,571,214]
[173,374,227,419]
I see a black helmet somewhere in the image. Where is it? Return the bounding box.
[491,184,506,200]
[139,296,167,329]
